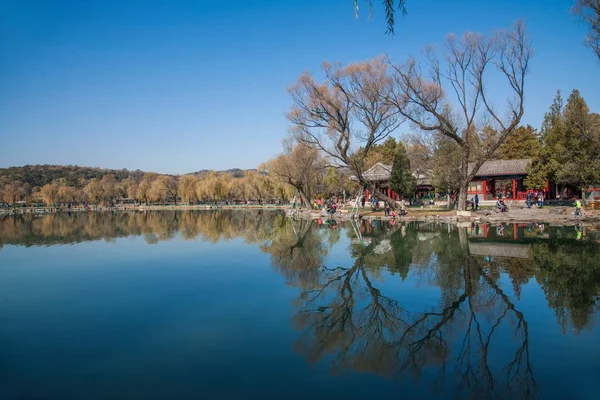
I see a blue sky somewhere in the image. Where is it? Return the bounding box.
[1,0,598,174]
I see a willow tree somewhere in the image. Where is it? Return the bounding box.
[178,175,198,204]
[40,183,59,206]
[287,56,402,205]
[388,21,532,210]
[1,181,24,207]
[266,141,322,207]
[149,175,178,205]
[84,179,103,205]
[244,171,274,204]
[353,0,407,34]
[136,173,157,205]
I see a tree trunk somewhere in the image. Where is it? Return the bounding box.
[446,193,451,209]
[295,187,311,207]
[376,190,399,209]
[458,182,468,212]
[457,148,470,211]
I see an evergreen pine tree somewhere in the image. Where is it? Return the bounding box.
[389,142,416,200]
[495,125,542,160]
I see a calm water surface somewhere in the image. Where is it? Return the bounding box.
[0,211,599,399]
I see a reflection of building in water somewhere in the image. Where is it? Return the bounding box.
[465,222,593,242]
[468,242,530,259]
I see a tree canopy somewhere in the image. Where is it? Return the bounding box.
[495,125,542,160]
[526,90,600,194]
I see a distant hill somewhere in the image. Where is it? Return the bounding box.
[0,164,254,188]
[0,165,147,188]
[188,168,256,178]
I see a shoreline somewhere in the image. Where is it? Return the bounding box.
[1,204,598,226]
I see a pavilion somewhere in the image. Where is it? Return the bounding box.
[359,163,434,201]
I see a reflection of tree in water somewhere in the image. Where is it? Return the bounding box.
[530,242,600,333]
[260,218,328,289]
[2,212,598,397]
[0,210,285,247]
[289,225,538,399]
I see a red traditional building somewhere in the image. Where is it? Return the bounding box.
[466,159,546,200]
[359,158,552,202]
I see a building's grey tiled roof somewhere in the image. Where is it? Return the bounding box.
[361,159,530,183]
[361,163,432,185]
[469,159,531,177]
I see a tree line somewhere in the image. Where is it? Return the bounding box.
[0,164,358,207]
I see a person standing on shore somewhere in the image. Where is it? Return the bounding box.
[526,191,532,208]
[474,194,479,211]
[574,199,583,216]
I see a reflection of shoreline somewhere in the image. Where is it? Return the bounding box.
[0,210,285,247]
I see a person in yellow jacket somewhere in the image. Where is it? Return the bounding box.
[574,199,583,216]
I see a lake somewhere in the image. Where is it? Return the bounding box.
[0,211,599,399]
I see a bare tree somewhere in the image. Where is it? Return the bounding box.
[287,56,402,205]
[388,21,532,210]
[572,0,600,61]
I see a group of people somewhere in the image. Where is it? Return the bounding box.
[383,200,407,218]
[359,194,381,210]
[525,190,545,209]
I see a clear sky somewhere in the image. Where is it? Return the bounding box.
[1,0,598,174]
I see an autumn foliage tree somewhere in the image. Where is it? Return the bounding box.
[287,56,402,206]
[178,175,198,204]
[266,141,322,206]
[1,181,24,206]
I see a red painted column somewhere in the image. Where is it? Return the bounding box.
[482,180,487,200]
[512,178,517,199]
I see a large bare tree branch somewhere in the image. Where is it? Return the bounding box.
[387,21,532,210]
[572,0,600,62]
